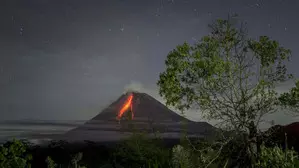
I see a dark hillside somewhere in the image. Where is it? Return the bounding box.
[61,92,216,142]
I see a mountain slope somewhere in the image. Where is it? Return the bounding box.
[61,92,215,142]
[89,92,190,122]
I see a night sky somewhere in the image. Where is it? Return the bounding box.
[0,0,298,126]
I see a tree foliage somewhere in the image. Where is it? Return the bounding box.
[279,80,299,114]
[255,144,299,168]
[45,156,57,168]
[157,15,298,167]
[113,133,171,168]
[0,139,32,168]
[157,15,295,132]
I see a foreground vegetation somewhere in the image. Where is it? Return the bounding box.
[0,133,299,168]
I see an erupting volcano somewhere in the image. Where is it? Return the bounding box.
[60,92,216,142]
[117,93,134,120]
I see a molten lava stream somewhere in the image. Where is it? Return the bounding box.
[117,93,134,120]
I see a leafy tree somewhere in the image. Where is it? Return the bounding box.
[157,14,297,166]
[0,139,32,168]
[279,80,299,114]
[45,156,57,168]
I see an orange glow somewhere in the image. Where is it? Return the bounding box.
[117,93,134,120]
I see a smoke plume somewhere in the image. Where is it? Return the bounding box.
[123,80,145,93]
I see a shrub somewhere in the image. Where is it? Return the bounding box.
[45,156,57,168]
[113,133,171,168]
[255,144,299,168]
[0,139,32,168]
[171,145,193,168]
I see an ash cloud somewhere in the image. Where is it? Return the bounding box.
[123,81,145,93]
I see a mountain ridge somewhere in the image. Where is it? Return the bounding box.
[61,92,215,142]
[89,92,193,122]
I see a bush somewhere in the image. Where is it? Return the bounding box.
[171,145,193,168]
[171,141,223,168]
[0,139,32,168]
[2,136,299,168]
[113,133,171,168]
[255,144,299,168]
[45,156,57,168]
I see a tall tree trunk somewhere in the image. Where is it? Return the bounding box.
[248,121,259,166]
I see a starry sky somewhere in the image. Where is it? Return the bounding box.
[0,0,298,126]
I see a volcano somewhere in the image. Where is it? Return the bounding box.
[59,92,216,142]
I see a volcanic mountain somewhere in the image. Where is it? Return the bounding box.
[60,92,216,142]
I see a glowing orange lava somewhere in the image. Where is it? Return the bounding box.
[117,93,134,120]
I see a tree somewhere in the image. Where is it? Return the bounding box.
[157,15,297,166]
[0,139,32,168]
[45,156,57,168]
[278,80,299,115]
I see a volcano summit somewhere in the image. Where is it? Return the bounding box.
[60,92,215,142]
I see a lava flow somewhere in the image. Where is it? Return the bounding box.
[117,93,134,120]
